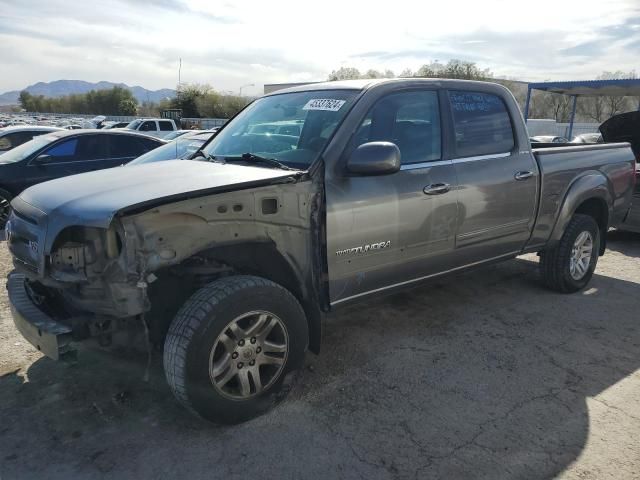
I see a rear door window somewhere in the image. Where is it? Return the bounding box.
[159,121,174,131]
[108,135,155,159]
[448,91,514,157]
[76,135,109,160]
[141,137,163,151]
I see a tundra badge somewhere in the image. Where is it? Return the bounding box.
[336,240,391,256]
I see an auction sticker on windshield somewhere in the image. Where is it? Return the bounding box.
[302,99,346,111]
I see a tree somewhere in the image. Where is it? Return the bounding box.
[195,90,249,118]
[327,67,362,81]
[605,95,629,118]
[415,61,445,78]
[18,91,33,110]
[16,87,138,115]
[380,59,494,81]
[13,83,250,119]
[578,96,607,122]
[138,100,161,117]
[364,69,383,79]
[536,93,574,122]
[118,99,138,116]
[172,83,211,117]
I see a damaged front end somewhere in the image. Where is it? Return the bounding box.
[7,210,149,358]
[45,223,148,318]
[7,171,321,359]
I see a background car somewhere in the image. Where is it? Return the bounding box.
[162,129,198,141]
[0,126,65,154]
[125,118,178,138]
[571,133,603,143]
[101,121,130,129]
[530,135,569,144]
[0,130,165,226]
[127,131,216,165]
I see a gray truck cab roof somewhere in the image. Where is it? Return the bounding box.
[265,78,513,96]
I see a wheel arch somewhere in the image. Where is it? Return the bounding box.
[186,241,322,354]
[549,173,612,255]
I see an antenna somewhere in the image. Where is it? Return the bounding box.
[178,58,182,86]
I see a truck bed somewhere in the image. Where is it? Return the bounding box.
[529,142,636,246]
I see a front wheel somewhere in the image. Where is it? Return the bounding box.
[163,275,308,424]
[540,214,600,293]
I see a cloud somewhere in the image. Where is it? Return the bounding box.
[560,41,605,57]
[0,0,639,94]
[560,15,640,58]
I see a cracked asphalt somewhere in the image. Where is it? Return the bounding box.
[1,231,639,479]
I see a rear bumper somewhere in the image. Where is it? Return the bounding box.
[7,272,74,360]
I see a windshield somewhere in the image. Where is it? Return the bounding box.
[0,135,56,163]
[127,136,208,165]
[201,90,358,169]
[126,119,142,130]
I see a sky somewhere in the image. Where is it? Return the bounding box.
[0,0,639,95]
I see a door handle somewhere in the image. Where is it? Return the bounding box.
[514,171,534,181]
[423,183,451,195]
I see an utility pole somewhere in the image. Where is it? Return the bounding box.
[239,83,255,96]
[178,58,182,87]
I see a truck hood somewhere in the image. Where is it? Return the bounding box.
[600,112,640,160]
[16,160,301,231]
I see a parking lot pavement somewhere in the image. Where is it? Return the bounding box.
[1,232,639,480]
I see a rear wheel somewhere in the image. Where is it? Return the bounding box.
[540,214,600,293]
[0,188,13,229]
[163,275,308,424]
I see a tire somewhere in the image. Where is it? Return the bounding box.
[540,214,600,293]
[0,188,13,230]
[163,275,308,424]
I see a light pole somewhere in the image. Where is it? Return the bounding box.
[239,83,255,96]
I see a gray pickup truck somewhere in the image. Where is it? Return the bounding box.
[6,79,636,424]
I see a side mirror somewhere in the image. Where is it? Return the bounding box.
[32,154,52,164]
[346,142,401,176]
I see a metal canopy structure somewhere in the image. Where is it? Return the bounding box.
[524,78,640,139]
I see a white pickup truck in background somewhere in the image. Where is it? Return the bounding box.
[124,118,178,139]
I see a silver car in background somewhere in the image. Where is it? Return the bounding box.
[126,131,217,165]
[0,126,64,154]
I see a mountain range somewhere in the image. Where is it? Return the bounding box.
[0,80,176,105]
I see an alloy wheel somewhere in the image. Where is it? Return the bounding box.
[209,311,289,400]
[569,231,593,280]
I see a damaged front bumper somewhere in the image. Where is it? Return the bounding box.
[7,272,75,360]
